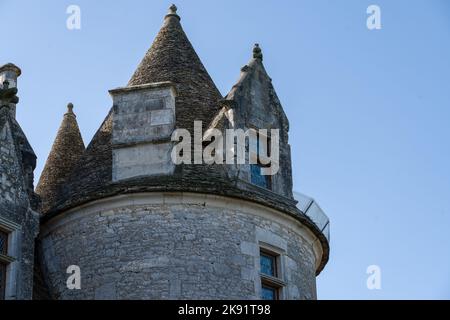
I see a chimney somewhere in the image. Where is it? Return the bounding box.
[0,63,22,118]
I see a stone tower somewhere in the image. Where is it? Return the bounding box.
[0,63,40,300]
[35,5,329,300]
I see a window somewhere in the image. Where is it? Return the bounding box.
[0,218,19,301]
[260,252,277,277]
[0,262,6,300]
[0,230,11,300]
[251,164,271,189]
[261,284,279,300]
[0,231,7,255]
[259,248,284,300]
[250,132,272,190]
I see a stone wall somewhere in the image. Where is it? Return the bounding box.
[110,82,177,181]
[0,107,39,300]
[0,121,23,203]
[38,193,321,300]
[223,55,294,199]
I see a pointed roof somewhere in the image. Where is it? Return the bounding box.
[0,108,27,206]
[36,103,85,213]
[128,4,222,130]
[0,105,35,160]
[206,44,289,134]
[226,44,279,102]
[0,104,37,211]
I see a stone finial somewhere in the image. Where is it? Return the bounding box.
[0,63,21,114]
[0,63,22,78]
[165,4,180,21]
[169,4,177,14]
[253,43,263,61]
[66,103,76,117]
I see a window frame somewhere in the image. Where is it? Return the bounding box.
[260,250,278,278]
[259,246,286,300]
[0,217,20,300]
[249,129,273,190]
[0,230,8,255]
[261,282,280,300]
[0,228,12,301]
[0,261,6,300]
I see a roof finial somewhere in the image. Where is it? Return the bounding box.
[165,4,180,21]
[169,4,177,14]
[0,63,22,77]
[253,43,263,61]
[66,102,75,115]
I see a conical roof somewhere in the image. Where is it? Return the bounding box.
[128,4,222,131]
[36,103,85,213]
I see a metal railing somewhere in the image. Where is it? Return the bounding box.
[294,192,330,243]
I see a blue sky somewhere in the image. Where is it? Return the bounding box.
[1,0,449,299]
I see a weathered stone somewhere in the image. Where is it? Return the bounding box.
[36,104,85,213]
[38,194,319,300]
[0,64,40,300]
[0,4,330,301]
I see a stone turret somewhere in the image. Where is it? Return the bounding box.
[128,2,222,132]
[36,5,329,300]
[0,63,39,300]
[36,104,85,213]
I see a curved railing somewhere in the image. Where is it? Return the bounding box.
[294,192,330,243]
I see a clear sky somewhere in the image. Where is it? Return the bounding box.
[1,0,449,299]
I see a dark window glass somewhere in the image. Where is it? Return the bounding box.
[0,262,6,300]
[261,285,277,300]
[251,164,271,189]
[260,252,276,277]
[250,132,272,190]
[0,231,7,255]
[257,135,269,159]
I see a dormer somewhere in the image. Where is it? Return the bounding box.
[207,45,293,199]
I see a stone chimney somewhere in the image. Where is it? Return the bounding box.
[0,63,21,118]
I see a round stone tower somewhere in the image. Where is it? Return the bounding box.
[36,5,329,300]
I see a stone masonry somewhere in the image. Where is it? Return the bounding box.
[0,63,40,300]
[39,193,319,300]
[1,4,330,300]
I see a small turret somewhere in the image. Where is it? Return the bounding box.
[36,103,85,213]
